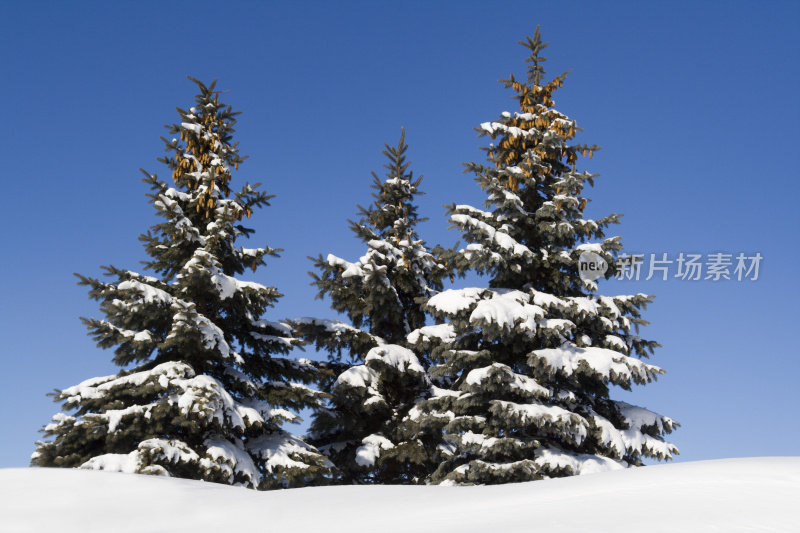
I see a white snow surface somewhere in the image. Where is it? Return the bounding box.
[3,458,798,532]
[354,434,395,467]
[334,365,376,389]
[407,323,456,344]
[364,344,425,374]
[427,287,484,314]
[463,363,549,397]
[469,290,544,332]
[533,342,662,384]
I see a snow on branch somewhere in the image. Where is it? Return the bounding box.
[450,213,532,258]
[364,345,426,376]
[534,447,627,476]
[462,363,550,399]
[490,400,589,446]
[248,432,333,474]
[427,288,484,315]
[468,290,544,333]
[354,434,395,467]
[530,343,663,387]
[60,361,290,432]
[407,323,456,345]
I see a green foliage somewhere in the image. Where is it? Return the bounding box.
[33,29,677,490]
[294,131,446,484]
[403,28,677,485]
[32,78,333,489]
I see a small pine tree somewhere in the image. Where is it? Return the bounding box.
[32,78,332,489]
[405,29,678,485]
[294,130,446,483]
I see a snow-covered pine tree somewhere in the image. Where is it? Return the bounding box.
[404,28,678,485]
[293,130,446,483]
[32,78,332,489]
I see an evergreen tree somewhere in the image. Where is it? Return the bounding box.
[404,29,678,485]
[293,130,446,483]
[32,78,332,489]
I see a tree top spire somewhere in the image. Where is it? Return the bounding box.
[519,26,548,86]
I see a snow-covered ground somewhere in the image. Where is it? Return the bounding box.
[2,457,797,532]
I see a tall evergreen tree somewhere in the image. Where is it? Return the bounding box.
[293,130,446,483]
[32,79,332,489]
[404,29,678,485]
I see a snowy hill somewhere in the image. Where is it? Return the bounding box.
[2,458,798,532]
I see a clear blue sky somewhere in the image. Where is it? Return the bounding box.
[1,1,798,468]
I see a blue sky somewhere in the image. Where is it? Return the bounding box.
[1,1,798,468]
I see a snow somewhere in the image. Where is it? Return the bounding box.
[138,438,200,465]
[569,296,599,316]
[335,365,376,389]
[181,249,267,300]
[53,361,293,438]
[163,187,190,202]
[117,279,172,305]
[619,428,676,459]
[59,361,194,404]
[132,330,152,342]
[101,403,157,432]
[293,317,362,335]
[427,287,484,314]
[251,332,294,348]
[493,400,588,445]
[181,122,202,135]
[407,323,456,344]
[453,204,493,219]
[3,458,798,532]
[42,412,74,432]
[604,334,627,351]
[590,413,627,457]
[587,409,677,460]
[535,317,575,332]
[251,319,293,336]
[478,121,533,138]
[79,452,142,474]
[326,253,364,279]
[450,213,532,257]
[461,242,503,263]
[167,301,244,364]
[459,430,501,450]
[575,242,604,254]
[616,401,676,432]
[529,289,568,309]
[532,342,662,385]
[201,436,259,485]
[364,344,425,374]
[534,446,626,475]
[468,290,544,332]
[354,434,394,467]
[463,363,549,398]
[168,374,277,429]
[81,440,200,477]
[248,432,330,472]
[599,295,622,318]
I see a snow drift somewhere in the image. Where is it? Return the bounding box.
[2,457,798,532]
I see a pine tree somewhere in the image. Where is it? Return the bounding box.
[32,78,332,489]
[293,130,446,483]
[404,28,678,485]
